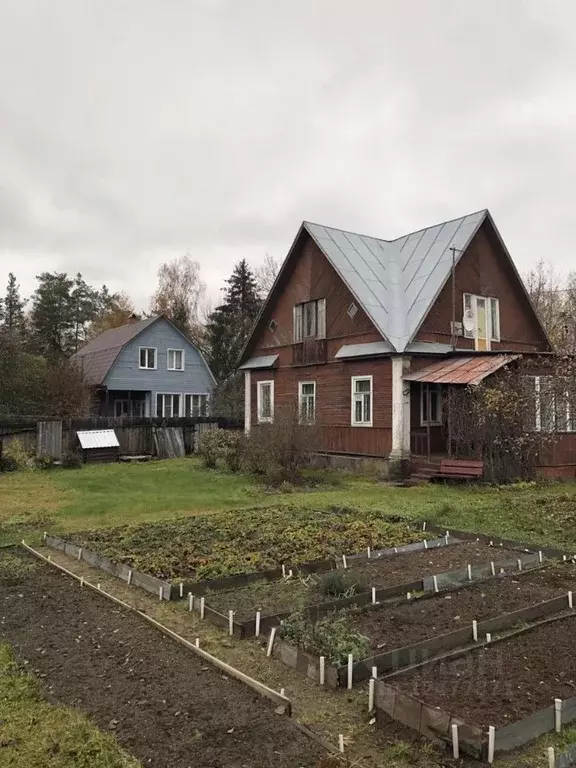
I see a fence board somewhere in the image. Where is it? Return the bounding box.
[37,421,63,459]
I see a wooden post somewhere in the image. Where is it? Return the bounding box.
[368,678,375,711]
[371,587,377,604]
[338,735,345,754]
[188,593,194,612]
[517,558,523,572]
[319,656,325,686]
[549,746,556,768]
[342,554,348,569]
[266,627,277,658]
[467,564,472,580]
[78,548,82,561]
[159,586,163,601]
[367,546,371,559]
[569,591,573,609]
[490,561,496,576]
[539,550,543,563]
[228,610,234,637]
[486,633,492,643]
[127,570,133,586]
[472,620,478,642]
[451,723,459,759]
[372,665,377,679]
[179,582,184,598]
[255,611,261,638]
[555,698,562,733]
[487,725,495,764]
[200,597,205,619]
[347,654,354,690]
[433,575,439,593]
[424,539,428,549]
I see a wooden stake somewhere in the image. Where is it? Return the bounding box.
[407,592,412,600]
[555,698,562,732]
[569,591,573,609]
[372,665,377,679]
[486,632,492,643]
[78,548,82,561]
[280,687,285,697]
[266,627,277,658]
[319,656,325,686]
[371,587,377,604]
[564,555,567,562]
[472,620,478,642]
[394,547,398,553]
[490,561,496,576]
[487,725,495,764]
[127,570,133,586]
[347,653,354,690]
[367,546,371,559]
[548,746,556,768]
[195,637,200,648]
[368,678,375,711]
[424,539,428,549]
[451,723,459,759]
[47,554,51,561]
[188,592,194,612]
[433,575,439,593]
[97,582,101,590]
[288,569,293,578]
[338,734,345,753]
[43,531,47,542]
[159,586,163,601]
[517,558,523,572]
[282,564,286,577]
[80,576,84,588]
[255,610,261,637]
[200,597,205,619]
[342,554,348,569]
[539,550,543,563]
[489,540,493,546]
[179,582,184,598]
[444,534,449,546]
[228,610,234,636]
[422,521,427,531]
[467,564,472,581]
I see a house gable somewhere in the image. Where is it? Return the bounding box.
[415,218,552,352]
[241,230,384,366]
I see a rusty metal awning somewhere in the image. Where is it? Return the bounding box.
[403,354,521,386]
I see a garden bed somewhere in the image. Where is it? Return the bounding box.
[0,550,325,768]
[378,612,576,760]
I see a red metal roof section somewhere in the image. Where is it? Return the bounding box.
[403,354,521,386]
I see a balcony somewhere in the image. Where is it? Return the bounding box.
[292,338,327,366]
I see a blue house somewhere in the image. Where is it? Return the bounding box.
[72,315,215,417]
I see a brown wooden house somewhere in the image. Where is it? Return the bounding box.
[238,209,576,478]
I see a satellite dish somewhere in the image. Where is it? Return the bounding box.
[463,309,476,333]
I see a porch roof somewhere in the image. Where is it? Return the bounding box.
[403,354,521,386]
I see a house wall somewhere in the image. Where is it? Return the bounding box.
[415,221,551,353]
[103,319,214,414]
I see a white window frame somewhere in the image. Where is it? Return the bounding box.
[533,375,574,433]
[167,348,185,371]
[184,393,210,417]
[298,381,316,424]
[156,393,182,418]
[462,294,500,349]
[351,375,373,427]
[139,346,157,370]
[257,380,274,423]
[420,383,442,426]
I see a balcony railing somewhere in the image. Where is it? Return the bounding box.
[292,338,327,365]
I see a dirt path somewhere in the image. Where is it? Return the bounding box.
[391,613,576,728]
[0,553,324,768]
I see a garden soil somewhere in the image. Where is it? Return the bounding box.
[0,553,324,768]
[391,613,576,728]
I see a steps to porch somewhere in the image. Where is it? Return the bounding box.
[405,457,484,485]
[406,456,443,486]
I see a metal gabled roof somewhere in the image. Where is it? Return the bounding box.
[304,209,487,353]
[238,355,279,370]
[403,354,521,386]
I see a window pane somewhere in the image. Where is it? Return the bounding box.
[140,348,147,367]
[422,386,428,422]
[303,302,316,337]
[363,393,371,422]
[430,391,439,423]
[173,395,180,416]
[302,383,314,395]
[199,395,207,416]
[261,384,271,417]
[355,379,371,393]
[354,397,363,423]
[490,298,499,341]
[156,394,163,417]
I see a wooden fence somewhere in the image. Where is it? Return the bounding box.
[0,416,241,460]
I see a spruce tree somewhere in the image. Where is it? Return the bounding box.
[3,273,26,334]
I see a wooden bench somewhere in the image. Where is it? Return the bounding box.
[436,459,484,481]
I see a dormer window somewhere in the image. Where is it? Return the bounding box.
[463,294,500,350]
[293,299,326,342]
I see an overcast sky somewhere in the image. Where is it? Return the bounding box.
[1,0,575,311]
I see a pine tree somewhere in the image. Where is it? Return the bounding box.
[207,260,262,383]
[3,273,26,334]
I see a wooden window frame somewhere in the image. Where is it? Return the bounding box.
[139,346,157,370]
[351,375,373,427]
[462,294,501,349]
[298,381,316,424]
[420,383,442,426]
[167,348,185,371]
[184,393,210,417]
[293,299,326,343]
[156,393,182,418]
[257,380,274,423]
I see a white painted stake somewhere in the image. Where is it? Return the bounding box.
[433,575,439,593]
[347,653,354,690]
[281,564,286,577]
[467,564,473,581]
[569,591,573,609]
[200,597,205,619]
[368,678,375,711]
[280,687,285,697]
[195,637,200,648]
[422,521,427,531]
[97,582,101,590]
[490,561,496,576]
[288,569,293,578]
[489,540,493,546]
[564,555,567,562]
[451,723,460,759]
[47,554,51,561]
[371,587,377,604]
[372,665,378,680]
[179,582,184,598]
[80,576,84,588]
[549,746,556,768]
[255,610,261,637]
[266,626,277,658]
[78,548,82,561]
[486,633,492,643]
[188,592,194,612]
[444,534,449,546]
[159,586,163,601]
[407,592,412,600]
[488,725,495,764]
[367,546,371,559]
[472,620,478,642]
[424,539,428,549]
[338,734,345,753]
[342,555,348,569]
[394,547,398,553]
[228,610,234,636]
[127,570,133,585]
[517,558,523,572]
[446,529,450,538]
[319,656,325,686]
[43,531,47,542]
[555,697,562,732]
[539,550,543,563]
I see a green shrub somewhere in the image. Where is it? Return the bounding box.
[221,430,245,472]
[61,451,83,469]
[0,439,33,472]
[279,610,371,666]
[198,428,228,469]
[35,455,56,470]
[319,571,366,597]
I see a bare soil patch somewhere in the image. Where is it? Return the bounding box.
[391,613,576,729]
[0,551,324,768]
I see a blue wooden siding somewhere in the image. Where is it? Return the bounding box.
[103,319,214,414]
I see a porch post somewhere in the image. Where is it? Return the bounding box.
[389,356,411,471]
[244,371,251,433]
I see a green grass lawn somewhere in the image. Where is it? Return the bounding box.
[2,457,576,551]
[0,643,139,768]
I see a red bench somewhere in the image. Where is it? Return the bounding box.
[437,459,484,481]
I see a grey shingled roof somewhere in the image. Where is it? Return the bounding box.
[72,316,158,386]
[304,209,487,352]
